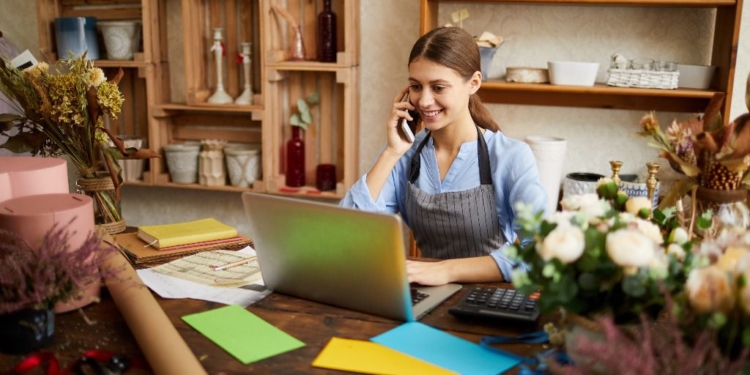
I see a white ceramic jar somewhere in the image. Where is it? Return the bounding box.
[99,20,141,60]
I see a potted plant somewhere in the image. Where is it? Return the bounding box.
[0,222,117,354]
[285,92,319,187]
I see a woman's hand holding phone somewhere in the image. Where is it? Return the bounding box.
[387,86,417,156]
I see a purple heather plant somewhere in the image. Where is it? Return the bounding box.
[549,294,750,375]
[0,220,117,314]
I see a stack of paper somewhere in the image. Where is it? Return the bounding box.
[114,218,252,267]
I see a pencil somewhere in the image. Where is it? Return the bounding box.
[211,257,256,271]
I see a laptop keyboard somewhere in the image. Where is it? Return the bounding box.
[448,286,540,322]
[410,288,429,306]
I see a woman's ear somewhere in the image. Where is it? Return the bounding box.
[470,71,482,94]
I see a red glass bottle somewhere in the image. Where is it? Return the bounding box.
[286,126,305,187]
[317,0,337,62]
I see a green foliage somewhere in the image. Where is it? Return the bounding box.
[289,92,320,131]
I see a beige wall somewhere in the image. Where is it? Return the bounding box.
[3,0,749,233]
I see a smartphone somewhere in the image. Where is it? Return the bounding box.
[399,93,417,143]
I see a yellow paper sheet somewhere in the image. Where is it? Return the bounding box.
[312,337,457,375]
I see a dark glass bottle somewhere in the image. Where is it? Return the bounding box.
[286,126,305,187]
[317,0,337,62]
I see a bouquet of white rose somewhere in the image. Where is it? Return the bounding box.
[509,178,701,324]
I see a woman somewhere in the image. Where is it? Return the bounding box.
[340,26,547,286]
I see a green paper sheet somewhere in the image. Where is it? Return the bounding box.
[182,305,305,364]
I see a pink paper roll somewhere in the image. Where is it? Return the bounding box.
[0,156,69,202]
[0,193,100,312]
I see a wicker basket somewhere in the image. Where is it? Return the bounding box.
[606,69,679,89]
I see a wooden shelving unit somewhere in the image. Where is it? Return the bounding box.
[261,0,360,199]
[36,0,168,186]
[36,0,359,199]
[420,0,743,118]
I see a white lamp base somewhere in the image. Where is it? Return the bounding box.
[207,88,233,104]
[234,88,253,105]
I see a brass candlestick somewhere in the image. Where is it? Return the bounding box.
[609,160,623,185]
[646,162,660,212]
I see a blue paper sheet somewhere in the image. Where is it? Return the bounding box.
[371,322,520,375]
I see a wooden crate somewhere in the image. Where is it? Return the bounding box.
[264,67,358,198]
[181,0,263,107]
[36,0,169,186]
[264,0,358,66]
[36,0,144,62]
[150,106,264,190]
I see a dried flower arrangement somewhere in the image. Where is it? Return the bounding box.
[509,179,699,324]
[637,84,750,205]
[0,221,118,314]
[0,54,159,226]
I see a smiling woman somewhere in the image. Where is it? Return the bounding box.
[340,26,547,287]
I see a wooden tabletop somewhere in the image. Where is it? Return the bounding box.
[0,283,547,374]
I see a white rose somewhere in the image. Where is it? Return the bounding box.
[668,227,689,245]
[560,193,599,212]
[631,218,664,245]
[666,243,686,261]
[537,226,585,264]
[625,196,652,216]
[648,252,669,279]
[686,266,735,313]
[579,200,609,223]
[606,229,656,267]
[547,211,575,227]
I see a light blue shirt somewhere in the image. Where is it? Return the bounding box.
[340,130,548,281]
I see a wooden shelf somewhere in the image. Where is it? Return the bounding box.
[479,81,719,112]
[152,182,265,193]
[420,0,742,117]
[94,60,150,68]
[421,0,735,6]
[266,61,355,72]
[153,103,263,115]
[267,186,345,200]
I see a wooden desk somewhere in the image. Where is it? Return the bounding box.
[0,284,543,374]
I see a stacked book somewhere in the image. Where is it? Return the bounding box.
[113,218,252,268]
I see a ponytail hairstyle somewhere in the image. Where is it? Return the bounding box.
[408,26,501,132]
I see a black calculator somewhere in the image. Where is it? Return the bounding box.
[448,286,540,322]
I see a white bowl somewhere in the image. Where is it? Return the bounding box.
[676,64,716,89]
[548,61,599,87]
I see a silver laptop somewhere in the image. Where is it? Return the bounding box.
[241,192,462,321]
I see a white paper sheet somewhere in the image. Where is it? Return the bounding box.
[136,246,271,306]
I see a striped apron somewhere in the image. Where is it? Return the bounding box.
[404,127,504,259]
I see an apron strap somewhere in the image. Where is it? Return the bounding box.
[408,131,432,184]
[476,126,492,185]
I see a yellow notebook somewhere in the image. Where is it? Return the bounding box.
[137,218,238,249]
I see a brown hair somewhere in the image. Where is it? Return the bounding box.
[408,27,500,132]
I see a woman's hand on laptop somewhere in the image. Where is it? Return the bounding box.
[406,260,452,286]
[406,257,505,285]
